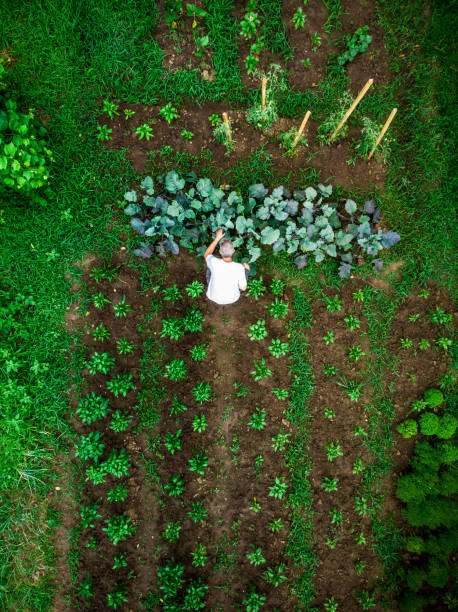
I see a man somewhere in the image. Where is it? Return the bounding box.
[204,228,250,305]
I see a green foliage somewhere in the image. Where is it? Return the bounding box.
[242,585,266,611]
[80,504,101,529]
[192,381,212,403]
[419,412,440,436]
[107,583,128,608]
[103,514,136,545]
[0,64,53,201]
[247,277,266,300]
[159,102,179,124]
[170,395,188,417]
[107,484,128,503]
[113,296,132,317]
[181,129,194,140]
[86,351,115,375]
[271,430,290,452]
[323,294,342,311]
[164,475,185,497]
[163,521,181,542]
[270,277,285,295]
[78,573,94,598]
[190,343,207,361]
[110,410,132,433]
[337,26,372,66]
[192,413,207,433]
[188,451,208,475]
[92,323,111,341]
[164,429,182,455]
[267,298,288,319]
[75,431,105,462]
[246,65,288,130]
[269,476,288,499]
[423,388,444,408]
[112,552,128,570]
[162,284,182,301]
[164,358,187,381]
[185,280,204,297]
[191,543,207,567]
[397,419,418,439]
[77,393,110,424]
[188,501,207,525]
[251,358,272,381]
[248,407,266,431]
[317,91,353,144]
[97,124,112,141]
[268,518,283,533]
[107,372,135,397]
[324,440,343,461]
[247,546,265,566]
[272,387,288,400]
[322,477,338,492]
[292,7,307,29]
[134,122,153,140]
[116,338,135,355]
[248,319,268,341]
[102,449,130,478]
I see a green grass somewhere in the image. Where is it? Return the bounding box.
[374,0,457,296]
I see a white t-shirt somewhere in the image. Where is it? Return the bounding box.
[206,255,247,305]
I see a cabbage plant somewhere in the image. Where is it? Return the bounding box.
[124,171,400,277]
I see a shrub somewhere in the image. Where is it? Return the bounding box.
[419,412,440,436]
[397,419,418,438]
[406,566,426,592]
[406,536,425,554]
[399,590,428,612]
[423,388,444,408]
[436,413,457,439]
[403,498,458,529]
[426,556,449,588]
[0,60,53,203]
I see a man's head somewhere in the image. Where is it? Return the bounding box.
[219,240,235,258]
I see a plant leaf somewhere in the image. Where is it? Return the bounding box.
[140,176,154,195]
[124,203,141,216]
[124,190,137,202]
[380,231,401,248]
[248,183,268,199]
[345,199,357,215]
[165,171,185,193]
[260,227,280,245]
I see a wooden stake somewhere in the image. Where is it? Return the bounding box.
[368,107,398,160]
[291,110,311,149]
[222,112,232,142]
[330,78,373,142]
[261,77,267,109]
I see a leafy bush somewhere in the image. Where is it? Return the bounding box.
[337,26,372,66]
[0,60,53,203]
[436,413,457,439]
[124,172,400,277]
[397,419,418,438]
[419,412,440,436]
[423,388,444,408]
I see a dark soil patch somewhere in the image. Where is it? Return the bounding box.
[104,100,386,190]
[62,249,162,611]
[145,252,299,609]
[305,277,381,610]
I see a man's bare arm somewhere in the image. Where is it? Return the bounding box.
[204,228,225,259]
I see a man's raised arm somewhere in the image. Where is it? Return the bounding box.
[204,228,225,259]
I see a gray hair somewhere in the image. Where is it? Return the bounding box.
[219,240,235,257]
